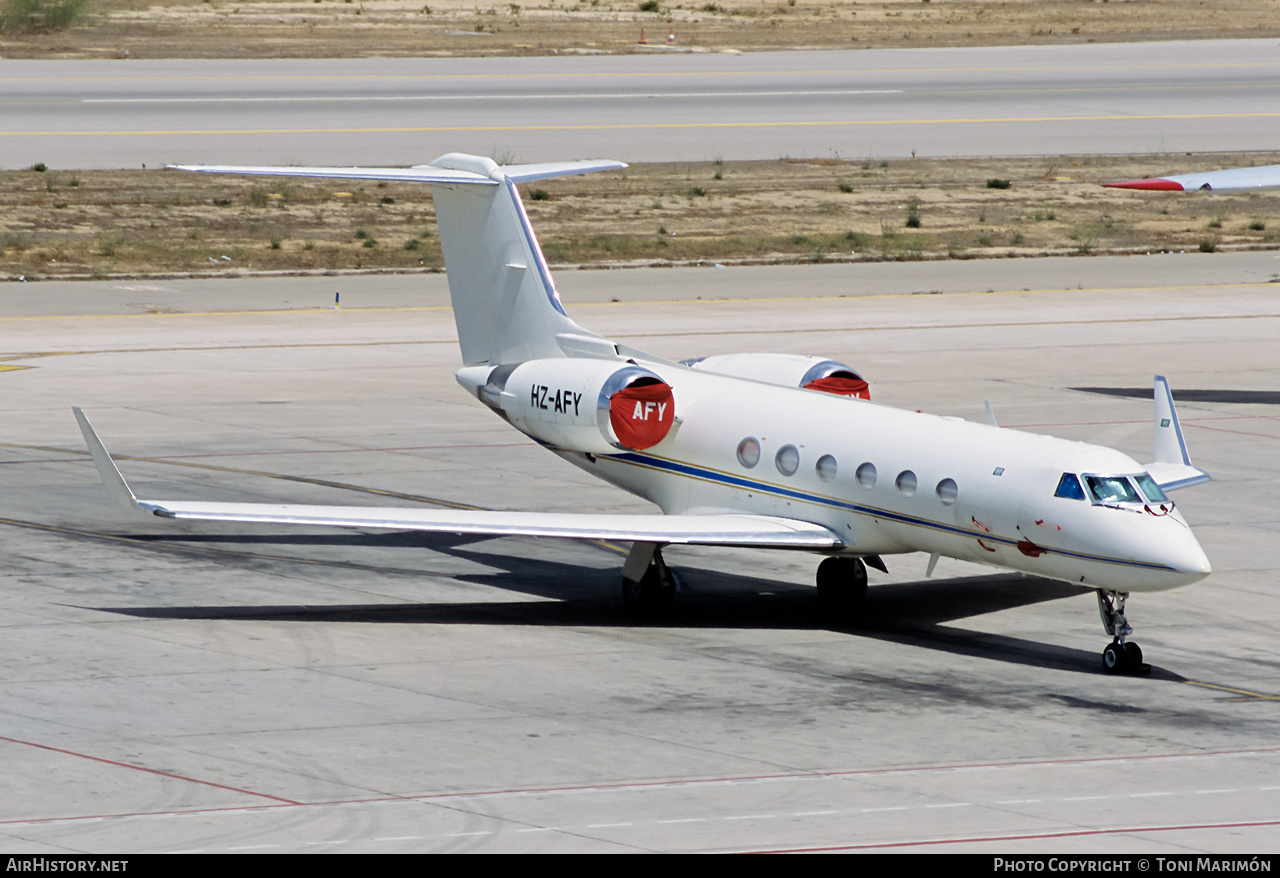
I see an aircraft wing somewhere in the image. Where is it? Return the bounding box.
[132,503,842,548]
[73,409,842,551]
[1104,163,1280,193]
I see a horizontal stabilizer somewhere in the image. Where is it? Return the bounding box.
[500,160,628,183]
[170,157,627,187]
[170,163,500,185]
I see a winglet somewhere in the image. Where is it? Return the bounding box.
[1146,377,1210,491]
[72,408,141,511]
[1153,376,1191,467]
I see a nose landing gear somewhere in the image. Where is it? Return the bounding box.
[1098,590,1149,675]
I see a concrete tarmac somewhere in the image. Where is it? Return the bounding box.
[4,39,1279,168]
[1,254,1278,852]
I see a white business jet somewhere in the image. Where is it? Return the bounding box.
[75,153,1211,674]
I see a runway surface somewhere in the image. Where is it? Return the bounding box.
[4,39,1280,168]
[2,254,1278,852]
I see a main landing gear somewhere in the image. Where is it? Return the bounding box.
[1098,589,1149,675]
[621,542,677,613]
[817,556,868,622]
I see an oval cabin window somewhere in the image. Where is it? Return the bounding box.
[896,470,917,497]
[936,478,958,505]
[775,444,800,476]
[856,462,877,488]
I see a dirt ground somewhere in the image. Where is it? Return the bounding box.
[6,3,1279,279]
[4,152,1279,281]
[4,0,1280,59]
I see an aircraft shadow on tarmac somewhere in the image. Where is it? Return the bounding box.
[91,528,1166,678]
[1073,386,1280,405]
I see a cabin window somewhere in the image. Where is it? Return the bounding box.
[736,437,760,469]
[935,478,958,505]
[1085,475,1141,504]
[1054,473,1086,500]
[816,454,837,482]
[896,470,917,497]
[775,444,800,476]
[856,462,877,488]
[1135,473,1169,503]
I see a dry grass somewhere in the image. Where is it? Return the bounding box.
[5,152,1280,280]
[3,0,1280,59]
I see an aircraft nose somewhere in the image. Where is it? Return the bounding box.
[1118,514,1212,592]
[1166,531,1212,583]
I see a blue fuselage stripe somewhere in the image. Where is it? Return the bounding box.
[599,450,1175,573]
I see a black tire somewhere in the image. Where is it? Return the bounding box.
[622,555,676,614]
[816,557,868,620]
[1123,641,1143,667]
[1102,641,1127,673]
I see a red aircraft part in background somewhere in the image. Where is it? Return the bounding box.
[1105,163,1280,193]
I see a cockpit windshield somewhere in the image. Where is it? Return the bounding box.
[1056,472,1171,506]
[1086,475,1141,504]
[1134,473,1169,503]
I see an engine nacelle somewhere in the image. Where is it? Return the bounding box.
[469,359,676,454]
[684,353,869,399]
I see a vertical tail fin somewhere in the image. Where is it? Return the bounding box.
[170,154,627,366]
[426,154,626,365]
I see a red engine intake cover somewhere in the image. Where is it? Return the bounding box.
[609,382,675,449]
[805,375,870,399]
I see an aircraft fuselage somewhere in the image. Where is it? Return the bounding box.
[534,364,1210,593]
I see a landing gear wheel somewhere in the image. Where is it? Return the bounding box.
[1101,639,1149,675]
[816,557,868,622]
[1097,590,1149,674]
[1102,640,1128,673]
[622,547,676,614]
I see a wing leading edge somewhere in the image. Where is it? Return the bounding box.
[72,408,842,551]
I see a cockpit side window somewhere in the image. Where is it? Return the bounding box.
[1085,475,1142,504]
[1135,473,1169,504]
[1054,473,1086,500]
